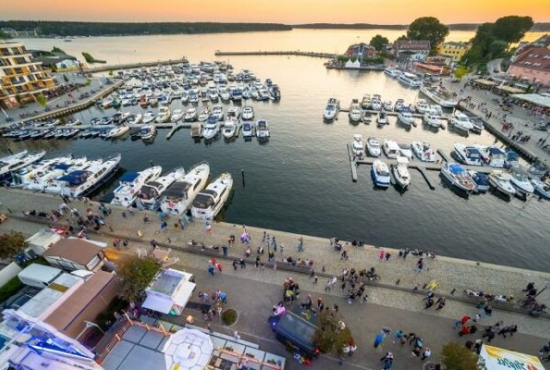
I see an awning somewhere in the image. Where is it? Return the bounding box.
[474,78,497,86]
[173,281,196,308]
[496,85,525,94]
[142,295,174,314]
[479,345,545,370]
[512,93,550,108]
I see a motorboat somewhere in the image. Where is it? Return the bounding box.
[211,105,224,121]
[383,68,401,78]
[392,157,411,189]
[371,160,391,188]
[219,87,231,101]
[112,111,130,124]
[412,141,437,162]
[156,107,171,123]
[0,150,47,182]
[198,107,211,122]
[269,84,281,101]
[30,130,47,139]
[430,105,443,116]
[208,85,219,101]
[181,91,189,103]
[11,155,73,188]
[348,100,362,122]
[111,165,162,207]
[360,94,371,110]
[66,118,82,126]
[377,111,388,125]
[100,116,113,125]
[531,177,550,199]
[415,99,429,114]
[184,108,198,122]
[470,118,484,134]
[371,96,382,111]
[505,150,519,168]
[107,125,130,138]
[351,134,364,159]
[383,101,392,111]
[231,86,243,101]
[398,143,413,159]
[361,111,373,124]
[143,111,156,124]
[160,162,210,215]
[508,170,534,197]
[242,106,254,120]
[136,167,186,210]
[420,85,458,108]
[398,72,422,88]
[488,170,516,197]
[58,154,122,197]
[242,122,255,138]
[24,157,89,192]
[383,140,400,159]
[467,170,490,193]
[256,120,270,138]
[454,144,482,166]
[441,163,475,193]
[227,107,240,120]
[191,172,233,220]
[222,121,237,139]
[140,125,157,140]
[171,109,184,122]
[366,137,381,157]
[63,128,79,138]
[450,111,473,132]
[397,110,415,126]
[423,111,442,128]
[476,146,505,168]
[324,98,340,121]
[394,99,405,112]
[202,116,220,140]
[127,113,143,125]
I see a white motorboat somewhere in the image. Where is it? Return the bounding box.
[377,111,388,125]
[398,143,413,159]
[392,157,411,189]
[198,107,210,122]
[441,163,475,193]
[58,154,122,197]
[508,171,534,197]
[361,94,371,110]
[397,110,415,126]
[191,172,233,220]
[398,72,422,88]
[420,85,458,108]
[0,150,46,181]
[488,170,516,197]
[208,85,219,101]
[366,137,381,157]
[362,111,373,124]
[184,108,198,122]
[371,96,382,111]
[143,111,156,124]
[371,160,391,188]
[242,106,254,120]
[140,125,157,140]
[160,162,210,215]
[202,117,220,140]
[171,109,184,122]
[477,146,506,168]
[107,125,130,138]
[348,101,362,122]
[531,177,550,199]
[136,167,186,210]
[423,111,442,128]
[412,141,437,162]
[222,121,237,139]
[383,101,392,111]
[111,165,162,207]
[242,122,255,138]
[454,144,482,166]
[212,105,224,121]
[219,87,231,101]
[256,120,270,138]
[450,111,473,132]
[16,156,86,191]
[383,68,402,78]
[227,107,240,120]
[415,99,429,114]
[127,113,143,125]
[383,140,400,159]
[394,99,405,112]
[324,98,340,120]
[181,91,189,103]
[351,134,364,159]
[156,107,171,123]
[430,105,443,116]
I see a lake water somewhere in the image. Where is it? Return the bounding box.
[6,29,550,272]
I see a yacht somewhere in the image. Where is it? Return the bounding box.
[454,144,482,166]
[371,160,391,188]
[398,143,413,159]
[383,68,402,78]
[156,107,171,123]
[222,121,237,139]
[441,163,475,193]
[362,111,373,124]
[143,111,156,124]
[198,107,210,122]
[470,118,484,134]
[415,99,429,114]
[242,106,254,120]
[430,105,443,116]
[111,165,162,207]
[0,150,46,182]
[13,155,77,189]
[171,109,184,122]
[219,87,231,101]
[58,154,122,197]
[377,111,388,125]
[127,113,143,125]
[392,157,411,189]
[394,99,405,112]
[361,94,372,110]
[420,85,458,108]
[269,84,281,101]
[211,105,224,121]
[467,170,490,193]
[140,125,157,140]
[227,107,240,120]
[242,122,255,138]
[348,100,362,122]
[107,125,130,138]
[208,85,219,101]
[383,140,400,159]
[383,101,392,111]
[450,111,473,132]
[256,120,270,138]
[477,146,505,168]
[508,170,534,198]
[184,108,198,122]
[366,137,381,157]
[423,111,442,128]
[160,162,210,215]
[412,141,437,162]
[202,116,220,140]
[230,86,243,101]
[398,72,422,88]
[531,177,550,199]
[371,98,382,111]
[397,110,415,126]
[191,172,233,220]
[324,98,340,121]
[136,167,186,210]
[488,170,516,197]
[351,134,364,159]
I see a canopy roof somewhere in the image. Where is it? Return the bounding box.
[120,172,139,182]
[479,345,544,370]
[475,78,498,86]
[58,170,90,185]
[496,85,525,94]
[511,93,550,109]
[163,328,213,370]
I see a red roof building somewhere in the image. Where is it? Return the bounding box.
[508,47,550,85]
[345,43,378,60]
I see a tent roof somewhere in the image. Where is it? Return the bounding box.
[479,345,545,370]
[163,328,213,370]
[496,85,525,94]
[511,93,550,108]
[474,79,497,86]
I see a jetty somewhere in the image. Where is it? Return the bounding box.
[214,50,337,58]
[74,58,189,74]
[325,64,385,71]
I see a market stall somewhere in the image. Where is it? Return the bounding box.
[478,345,545,370]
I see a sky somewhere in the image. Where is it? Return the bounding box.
[2,0,549,24]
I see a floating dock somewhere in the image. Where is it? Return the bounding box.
[81,58,190,74]
[346,144,358,182]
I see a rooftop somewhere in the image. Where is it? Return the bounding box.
[511,47,550,72]
[43,238,106,266]
[18,263,62,284]
[149,269,192,297]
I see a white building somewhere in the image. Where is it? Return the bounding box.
[142,268,196,315]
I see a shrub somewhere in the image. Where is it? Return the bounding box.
[221,309,237,325]
[0,276,23,304]
[441,341,478,370]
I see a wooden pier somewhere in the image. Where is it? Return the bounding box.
[80,58,189,74]
[338,108,450,121]
[214,50,337,59]
[346,144,358,182]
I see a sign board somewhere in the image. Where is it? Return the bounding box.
[479,345,545,370]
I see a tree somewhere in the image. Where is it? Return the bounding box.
[0,232,28,259]
[407,17,449,54]
[493,16,534,43]
[117,256,161,301]
[0,30,11,40]
[441,342,478,370]
[488,40,509,59]
[370,34,389,51]
[395,34,408,42]
[62,74,69,83]
[51,46,66,54]
[36,95,47,107]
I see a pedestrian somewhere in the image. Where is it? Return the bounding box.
[436,296,446,310]
[416,258,424,273]
[406,333,416,345]
[393,330,404,344]
[385,252,391,262]
[255,256,260,269]
[379,249,385,261]
[207,264,215,276]
[421,348,431,361]
[232,259,238,270]
[424,297,434,309]
[374,331,385,348]
[234,331,241,341]
[272,236,277,251]
[454,315,470,329]
[239,258,246,269]
[498,325,517,338]
[297,237,304,252]
[205,221,212,234]
[380,352,393,369]
[325,279,332,292]
[279,243,284,255]
[222,245,228,257]
[216,262,223,272]
[262,231,267,243]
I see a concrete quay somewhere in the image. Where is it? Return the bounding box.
[214,50,337,59]
[81,58,190,74]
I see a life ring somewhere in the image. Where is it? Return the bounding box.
[130,189,135,194]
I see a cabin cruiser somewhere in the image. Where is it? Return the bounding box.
[181,91,190,103]
[242,122,254,138]
[143,111,156,124]
[371,160,391,188]
[412,141,437,162]
[366,137,381,157]
[111,165,162,207]
[377,111,388,125]
[383,68,401,78]
[362,111,373,124]
[430,105,443,116]
[219,87,231,101]
[184,108,198,122]
[127,113,143,125]
[454,144,482,166]
[211,106,224,121]
[398,72,422,88]
[202,116,220,140]
[189,91,199,104]
[101,116,113,125]
[476,146,505,168]
[383,140,400,159]
[12,155,76,188]
[136,167,186,210]
[420,85,458,108]
[171,109,184,122]
[112,111,130,124]
[383,101,392,111]
[324,98,340,121]
[256,120,270,138]
[191,172,233,220]
[415,99,429,114]
[222,121,237,139]
[361,95,371,110]
[392,157,411,189]
[467,170,490,193]
[348,100,362,122]
[231,86,243,101]
[351,134,364,159]
[269,84,281,101]
[470,118,484,134]
[198,107,210,122]
[394,99,405,112]
[423,110,442,128]
[450,111,473,132]
[0,150,46,182]
[156,107,171,123]
[531,177,550,199]
[242,106,254,120]
[160,162,210,215]
[107,125,130,138]
[397,110,415,126]
[488,170,516,197]
[227,107,240,120]
[58,154,122,197]
[140,125,157,140]
[441,163,475,193]
[398,143,413,159]
[370,99,382,111]
[508,170,534,197]
[208,85,219,101]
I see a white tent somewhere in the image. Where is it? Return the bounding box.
[478,345,545,370]
[163,328,213,370]
[345,60,361,69]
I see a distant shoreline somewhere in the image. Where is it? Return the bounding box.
[294,22,550,32]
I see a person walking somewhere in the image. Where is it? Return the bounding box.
[393,330,404,344]
[436,296,446,310]
[207,264,215,276]
[374,331,385,349]
[232,260,238,270]
[205,221,212,234]
[421,348,431,361]
[239,258,246,269]
[222,245,228,257]
[380,352,393,370]
[297,237,304,252]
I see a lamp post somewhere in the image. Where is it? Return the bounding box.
[535,281,550,299]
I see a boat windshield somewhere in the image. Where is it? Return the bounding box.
[139,184,160,199]
[193,190,217,209]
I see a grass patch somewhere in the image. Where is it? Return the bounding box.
[453,65,469,79]
[221,309,237,326]
[0,276,23,304]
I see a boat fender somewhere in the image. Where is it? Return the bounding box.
[130,189,135,194]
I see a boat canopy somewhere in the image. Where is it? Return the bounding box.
[193,190,217,209]
[53,163,73,170]
[449,164,465,174]
[120,172,139,182]
[139,183,161,199]
[243,123,252,130]
[58,170,91,185]
[164,182,191,198]
[506,150,519,161]
[489,147,505,156]
[465,147,481,158]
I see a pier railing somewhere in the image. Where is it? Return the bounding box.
[215,50,337,58]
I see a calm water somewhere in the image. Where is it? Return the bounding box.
[6,30,550,272]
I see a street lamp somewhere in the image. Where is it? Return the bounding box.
[535,281,550,299]
[75,320,104,340]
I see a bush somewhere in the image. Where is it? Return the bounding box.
[95,297,129,329]
[454,65,469,79]
[441,342,478,370]
[0,276,23,304]
[222,309,237,325]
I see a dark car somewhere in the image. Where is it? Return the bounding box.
[268,310,320,359]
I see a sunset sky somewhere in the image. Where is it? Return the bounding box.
[2,0,549,24]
